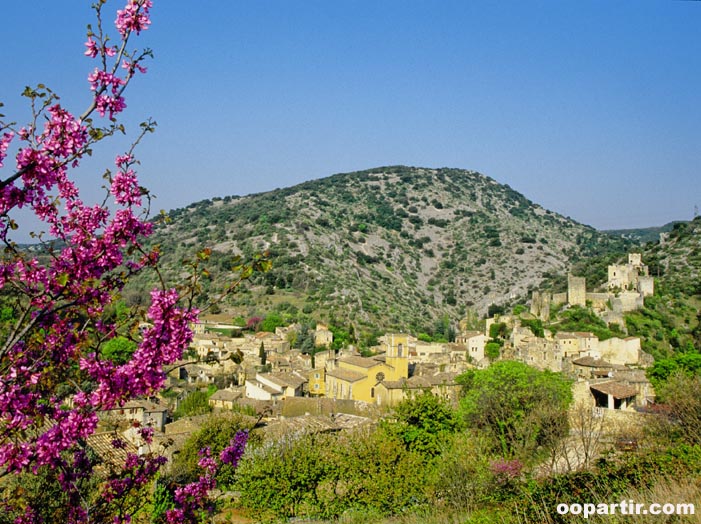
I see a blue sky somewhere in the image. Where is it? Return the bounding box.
[2,1,700,235]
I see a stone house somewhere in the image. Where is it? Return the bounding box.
[373,372,461,407]
[208,387,242,410]
[454,330,487,362]
[589,381,638,411]
[313,323,334,348]
[572,356,614,379]
[245,371,307,402]
[100,399,168,432]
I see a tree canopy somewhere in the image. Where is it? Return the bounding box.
[458,361,572,459]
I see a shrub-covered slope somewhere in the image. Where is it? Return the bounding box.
[146,166,629,332]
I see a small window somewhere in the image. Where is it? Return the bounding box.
[371,387,375,398]
[314,384,319,390]
[397,343,403,357]
[314,373,320,379]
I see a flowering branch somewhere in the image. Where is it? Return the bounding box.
[0,2,262,522]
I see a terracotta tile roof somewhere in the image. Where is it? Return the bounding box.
[573,356,613,368]
[381,376,432,390]
[87,432,138,464]
[250,380,280,395]
[338,355,383,369]
[209,389,241,402]
[590,381,637,399]
[261,415,340,441]
[122,399,168,412]
[326,368,366,383]
[427,372,459,385]
[263,372,307,389]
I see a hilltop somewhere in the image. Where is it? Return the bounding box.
[605,222,681,244]
[143,166,630,334]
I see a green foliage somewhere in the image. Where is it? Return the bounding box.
[173,390,211,420]
[259,341,266,366]
[431,434,496,510]
[170,413,257,487]
[0,450,101,524]
[647,352,701,390]
[625,295,699,359]
[485,341,501,360]
[488,304,505,317]
[512,304,527,315]
[554,305,617,341]
[655,373,701,444]
[260,313,285,332]
[235,427,429,521]
[389,391,463,456]
[417,332,433,342]
[329,324,353,350]
[100,336,137,365]
[458,361,572,459]
[520,318,544,338]
[512,444,701,523]
[489,322,509,339]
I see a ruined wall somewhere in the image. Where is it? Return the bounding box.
[586,293,610,310]
[530,291,551,321]
[638,276,654,296]
[613,292,644,313]
[552,292,567,305]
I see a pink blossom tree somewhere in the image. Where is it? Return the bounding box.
[0,2,260,522]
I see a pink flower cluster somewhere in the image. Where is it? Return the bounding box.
[84,37,117,58]
[88,68,126,119]
[0,1,244,523]
[0,0,254,520]
[0,132,13,168]
[220,430,249,468]
[115,0,153,37]
[489,457,524,484]
[164,431,250,523]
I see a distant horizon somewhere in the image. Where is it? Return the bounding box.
[2,1,700,240]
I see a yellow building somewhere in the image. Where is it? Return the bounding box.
[309,368,326,396]
[325,334,409,403]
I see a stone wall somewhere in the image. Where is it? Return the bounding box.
[280,397,381,418]
[599,337,641,366]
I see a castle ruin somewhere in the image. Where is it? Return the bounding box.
[530,253,654,323]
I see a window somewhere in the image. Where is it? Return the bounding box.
[314,384,319,390]
[371,387,375,398]
[397,343,403,357]
[314,373,320,379]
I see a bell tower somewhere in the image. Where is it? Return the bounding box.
[385,333,409,381]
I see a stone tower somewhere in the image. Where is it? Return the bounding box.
[567,275,586,307]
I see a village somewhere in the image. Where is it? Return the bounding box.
[92,253,658,462]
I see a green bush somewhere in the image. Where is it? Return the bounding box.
[458,361,572,460]
[235,427,430,521]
